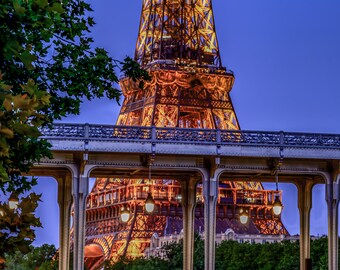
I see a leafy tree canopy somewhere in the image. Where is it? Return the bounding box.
[0,0,149,261]
[4,243,58,270]
[2,237,334,270]
[0,0,149,193]
[104,237,333,270]
[0,193,42,267]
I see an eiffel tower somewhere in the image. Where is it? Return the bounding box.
[83,1,288,268]
[117,0,238,129]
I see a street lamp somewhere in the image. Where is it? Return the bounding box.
[8,193,19,210]
[144,163,155,213]
[239,207,249,224]
[273,171,283,216]
[145,192,155,213]
[119,179,131,223]
[273,196,283,216]
[120,205,130,223]
[238,187,249,224]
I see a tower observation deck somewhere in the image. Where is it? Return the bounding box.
[83,1,288,268]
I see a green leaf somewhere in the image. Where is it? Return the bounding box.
[12,95,30,110]
[13,1,26,15]
[51,2,64,13]
[19,51,37,70]
[3,97,12,111]
[0,82,13,91]
[35,0,48,8]
[3,39,22,58]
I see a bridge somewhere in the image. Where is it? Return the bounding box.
[33,123,340,270]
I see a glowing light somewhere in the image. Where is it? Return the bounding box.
[120,205,130,223]
[145,193,155,213]
[239,208,249,225]
[273,196,283,216]
[175,194,182,202]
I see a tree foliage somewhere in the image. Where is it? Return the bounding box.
[0,76,51,193]
[4,243,58,270]
[0,0,149,261]
[103,256,168,270]
[2,237,334,270]
[0,0,149,193]
[0,193,42,266]
[1,0,149,121]
[310,237,328,270]
[104,237,333,270]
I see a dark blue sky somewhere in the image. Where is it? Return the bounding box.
[32,0,340,246]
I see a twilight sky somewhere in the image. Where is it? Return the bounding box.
[32,0,340,246]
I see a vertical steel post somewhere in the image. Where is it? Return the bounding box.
[326,182,339,270]
[72,174,89,270]
[203,168,218,270]
[297,181,313,270]
[57,175,72,270]
[181,177,197,270]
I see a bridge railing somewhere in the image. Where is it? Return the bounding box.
[39,123,340,149]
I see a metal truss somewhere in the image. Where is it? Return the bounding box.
[136,0,222,68]
[254,219,288,235]
[117,70,239,129]
[84,178,289,264]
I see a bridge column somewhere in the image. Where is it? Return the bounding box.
[326,181,339,270]
[72,174,89,270]
[181,177,197,270]
[297,181,313,270]
[203,167,219,270]
[57,175,73,270]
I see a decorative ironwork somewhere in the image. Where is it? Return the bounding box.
[135,0,223,68]
[118,70,238,129]
[254,219,287,235]
[41,124,340,149]
[40,124,85,138]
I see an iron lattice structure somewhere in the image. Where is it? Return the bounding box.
[83,0,288,267]
[118,0,238,129]
[135,0,222,67]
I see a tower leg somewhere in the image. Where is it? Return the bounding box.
[203,178,218,270]
[57,175,72,270]
[181,177,197,270]
[297,181,313,270]
[72,175,89,270]
[326,182,339,270]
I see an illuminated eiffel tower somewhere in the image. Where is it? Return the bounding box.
[83,1,288,268]
[117,0,239,129]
